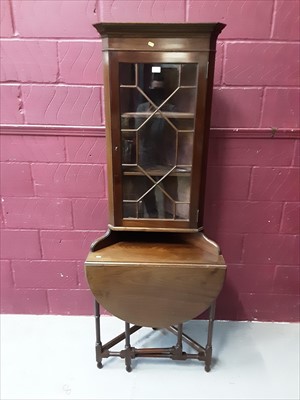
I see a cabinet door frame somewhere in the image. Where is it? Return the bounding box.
[106,50,210,231]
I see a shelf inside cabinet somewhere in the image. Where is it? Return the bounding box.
[122,166,192,176]
[121,112,195,119]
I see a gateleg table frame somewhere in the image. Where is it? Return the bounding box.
[94,300,216,372]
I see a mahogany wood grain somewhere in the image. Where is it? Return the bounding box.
[94,23,226,39]
[95,23,225,231]
[87,24,227,331]
[85,232,226,327]
[104,37,211,52]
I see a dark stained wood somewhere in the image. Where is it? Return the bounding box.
[122,111,195,118]
[108,224,199,233]
[86,232,223,265]
[90,228,120,252]
[105,51,207,231]
[107,51,122,225]
[188,52,209,229]
[85,232,226,328]
[87,22,227,326]
[102,51,115,225]
[103,37,211,52]
[98,24,224,231]
[94,22,226,39]
[197,41,220,228]
[86,23,227,370]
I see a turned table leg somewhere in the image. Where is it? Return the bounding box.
[124,322,132,372]
[95,300,103,369]
[205,301,216,372]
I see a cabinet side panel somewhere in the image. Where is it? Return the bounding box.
[189,52,210,229]
[102,51,118,226]
[107,52,123,226]
[198,41,218,228]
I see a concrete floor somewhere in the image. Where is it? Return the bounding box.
[0,315,299,400]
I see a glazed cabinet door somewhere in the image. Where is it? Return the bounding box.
[108,51,209,230]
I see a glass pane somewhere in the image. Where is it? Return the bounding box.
[139,190,159,218]
[123,202,137,218]
[119,62,197,221]
[175,203,190,220]
[120,63,136,86]
[138,117,176,168]
[177,133,193,165]
[138,187,176,219]
[163,175,191,202]
[139,175,181,219]
[167,88,197,113]
[180,64,198,86]
[120,87,143,129]
[163,196,175,219]
[122,132,136,164]
[123,175,153,201]
[167,117,194,131]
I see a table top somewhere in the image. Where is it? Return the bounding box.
[85,232,226,267]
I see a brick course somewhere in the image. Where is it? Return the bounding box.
[0,260,14,289]
[249,167,300,202]
[226,264,276,295]
[224,42,299,86]
[22,85,102,126]
[31,163,106,198]
[58,41,103,85]
[243,233,299,265]
[72,198,108,230]
[2,197,73,229]
[12,0,99,38]
[273,265,300,295]
[65,137,107,164]
[1,163,34,196]
[271,0,300,41]
[0,40,58,83]
[0,85,23,124]
[186,0,274,39]
[1,230,41,260]
[205,166,252,200]
[207,137,295,167]
[12,260,78,289]
[261,88,300,128]
[0,135,66,162]
[1,288,49,314]
[205,201,283,234]
[47,289,94,315]
[99,0,186,23]
[40,230,102,260]
[0,0,14,37]
[280,203,300,234]
[211,88,263,128]
[238,293,299,321]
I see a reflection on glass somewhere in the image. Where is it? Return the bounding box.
[177,133,193,166]
[122,132,136,164]
[138,117,176,168]
[120,63,135,86]
[120,63,198,220]
[123,176,153,201]
[140,190,160,218]
[180,64,198,86]
[123,202,136,218]
[176,203,190,220]
[163,174,191,217]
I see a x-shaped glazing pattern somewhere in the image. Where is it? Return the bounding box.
[120,63,196,219]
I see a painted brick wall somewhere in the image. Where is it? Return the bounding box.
[0,0,299,321]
